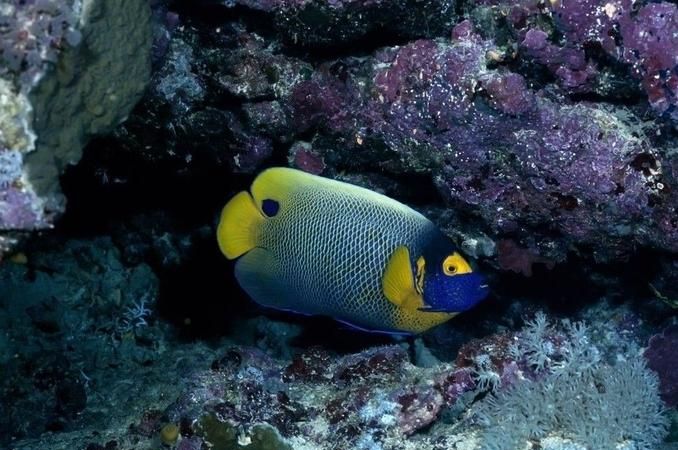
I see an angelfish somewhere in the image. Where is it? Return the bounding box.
[217,167,489,334]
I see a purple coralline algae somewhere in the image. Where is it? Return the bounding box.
[288,141,327,174]
[393,385,444,436]
[0,78,43,248]
[520,27,597,92]
[477,0,678,120]
[274,25,678,263]
[0,186,50,230]
[618,2,678,116]
[0,0,81,87]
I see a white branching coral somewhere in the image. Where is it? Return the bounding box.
[474,316,669,450]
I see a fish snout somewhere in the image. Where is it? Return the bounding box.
[476,279,490,302]
[462,272,490,306]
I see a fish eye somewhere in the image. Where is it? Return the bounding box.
[442,253,473,276]
[444,263,457,275]
[262,199,280,217]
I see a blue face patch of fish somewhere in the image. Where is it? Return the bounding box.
[217,167,489,334]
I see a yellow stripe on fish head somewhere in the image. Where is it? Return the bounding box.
[217,167,320,260]
[382,246,425,310]
[217,191,263,259]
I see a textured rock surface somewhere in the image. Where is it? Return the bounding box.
[224,0,458,47]
[0,79,41,242]
[0,0,152,258]
[645,324,678,408]
[0,237,163,445]
[1,238,668,450]
[2,1,677,448]
[94,2,678,268]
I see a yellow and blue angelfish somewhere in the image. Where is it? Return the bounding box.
[217,167,489,334]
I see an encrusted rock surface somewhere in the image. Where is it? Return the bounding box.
[106,9,677,266]
[0,0,152,257]
[2,1,677,449]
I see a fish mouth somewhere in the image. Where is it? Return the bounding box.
[477,282,490,299]
[417,306,452,313]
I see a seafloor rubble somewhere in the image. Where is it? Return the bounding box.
[1,236,675,450]
[1,0,677,449]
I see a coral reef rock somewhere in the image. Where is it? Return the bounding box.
[0,0,152,257]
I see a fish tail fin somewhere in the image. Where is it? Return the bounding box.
[217,191,264,259]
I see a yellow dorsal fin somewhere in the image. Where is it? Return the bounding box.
[382,246,424,310]
[217,191,264,259]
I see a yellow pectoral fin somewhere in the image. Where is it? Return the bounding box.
[217,191,265,259]
[382,246,424,310]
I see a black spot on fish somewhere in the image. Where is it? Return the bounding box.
[262,199,280,217]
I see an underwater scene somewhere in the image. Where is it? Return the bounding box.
[1,0,678,449]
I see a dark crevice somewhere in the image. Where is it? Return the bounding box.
[494,247,663,312]
[201,84,260,113]
[175,2,278,41]
[58,140,239,235]
[277,28,421,63]
[172,0,451,63]
[385,172,443,206]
